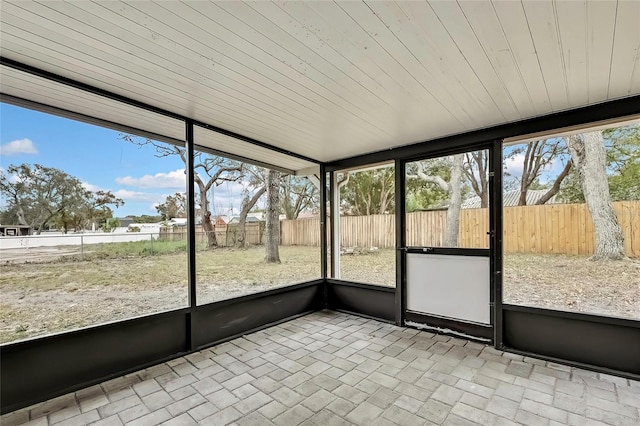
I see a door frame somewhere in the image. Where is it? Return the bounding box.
[395,140,503,345]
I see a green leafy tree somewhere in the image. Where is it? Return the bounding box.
[156,192,187,221]
[129,214,163,223]
[405,159,451,212]
[340,167,394,215]
[560,125,640,202]
[0,164,123,234]
[407,155,465,246]
[102,217,121,233]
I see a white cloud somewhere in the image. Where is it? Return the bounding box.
[0,138,38,156]
[504,152,525,177]
[113,189,166,204]
[80,182,164,203]
[81,181,101,192]
[115,169,186,189]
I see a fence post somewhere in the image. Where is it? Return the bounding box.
[81,235,84,259]
[150,233,154,255]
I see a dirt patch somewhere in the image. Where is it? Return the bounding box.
[0,246,321,343]
[1,246,638,343]
[503,253,640,319]
[0,246,85,263]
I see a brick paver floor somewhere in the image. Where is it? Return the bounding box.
[2,310,639,425]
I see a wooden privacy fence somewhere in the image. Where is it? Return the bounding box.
[280,201,640,257]
[159,223,265,247]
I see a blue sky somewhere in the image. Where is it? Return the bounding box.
[0,103,247,217]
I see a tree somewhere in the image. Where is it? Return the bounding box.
[53,190,124,233]
[566,131,625,260]
[464,151,489,208]
[0,164,122,234]
[444,155,464,247]
[234,189,266,248]
[340,167,394,215]
[559,125,640,203]
[129,214,163,223]
[505,139,572,206]
[156,193,186,221]
[408,154,464,247]
[281,176,319,219]
[264,169,281,263]
[235,166,267,249]
[122,135,243,248]
[102,217,121,233]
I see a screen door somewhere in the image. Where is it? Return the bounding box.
[403,148,493,339]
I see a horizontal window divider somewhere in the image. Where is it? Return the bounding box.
[195,280,324,311]
[403,247,490,257]
[0,307,191,349]
[502,304,640,328]
[325,279,396,293]
[500,346,640,382]
[193,310,317,353]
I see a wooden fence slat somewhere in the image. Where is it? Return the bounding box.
[279,201,639,258]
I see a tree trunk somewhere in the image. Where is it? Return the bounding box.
[444,154,464,247]
[235,187,266,249]
[202,211,217,248]
[16,205,28,226]
[480,192,488,209]
[264,170,281,263]
[566,131,625,260]
[199,190,217,249]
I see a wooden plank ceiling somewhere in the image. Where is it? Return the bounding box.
[1,1,639,170]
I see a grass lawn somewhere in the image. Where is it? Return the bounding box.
[1,241,638,343]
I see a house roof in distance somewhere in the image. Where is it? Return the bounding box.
[462,189,559,209]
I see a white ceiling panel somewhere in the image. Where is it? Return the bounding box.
[0,64,185,142]
[194,126,316,174]
[1,0,639,164]
[609,0,640,99]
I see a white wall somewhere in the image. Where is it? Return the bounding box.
[0,231,159,250]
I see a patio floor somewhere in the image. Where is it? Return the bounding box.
[2,310,639,426]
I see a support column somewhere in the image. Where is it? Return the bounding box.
[185,119,197,350]
[490,140,504,349]
[395,159,406,326]
[330,172,340,279]
[319,165,328,280]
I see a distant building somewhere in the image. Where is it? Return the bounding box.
[116,217,135,228]
[0,225,32,237]
[296,212,317,219]
[167,218,188,226]
[214,216,230,226]
[227,215,264,225]
[127,223,161,233]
